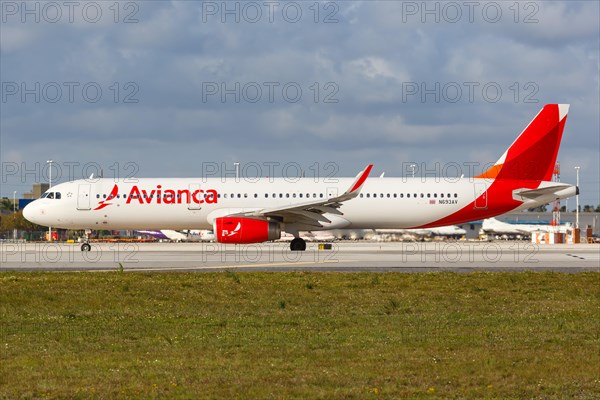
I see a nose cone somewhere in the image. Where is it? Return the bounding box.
[23,201,45,226]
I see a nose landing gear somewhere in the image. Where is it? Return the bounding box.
[81,229,92,251]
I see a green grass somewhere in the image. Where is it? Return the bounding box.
[0,272,598,399]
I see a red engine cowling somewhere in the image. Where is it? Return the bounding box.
[214,217,281,244]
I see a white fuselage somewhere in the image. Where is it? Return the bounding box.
[23,176,569,232]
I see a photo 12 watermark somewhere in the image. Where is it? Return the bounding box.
[1,1,140,24]
[201,81,339,104]
[1,242,140,264]
[201,161,340,183]
[199,1,339,24]
[1,81,140,104]
[199,242,339,264]
[399,1,539,24]
[1,161,141,185]
[398,242,539,264]
[400,81,539,104]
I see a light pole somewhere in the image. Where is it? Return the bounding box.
[13,191,17,240]
[47,160,53,241]
[234,162,240,181]
[574,166,580,230]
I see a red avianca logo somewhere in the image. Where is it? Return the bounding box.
[93,184,118,210]
[94,184,219,210]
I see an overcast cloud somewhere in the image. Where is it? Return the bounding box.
[1,1,599,206]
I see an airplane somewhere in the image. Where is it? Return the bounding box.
[372,225,467,241]
[277,231,337,242]
[481,217,571,239]
[23,104,577,252]
[136,229,215,242]
[137,229,188,242]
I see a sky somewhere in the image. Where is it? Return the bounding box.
[1,1,599,207]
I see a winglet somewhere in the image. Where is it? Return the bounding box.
[347,164,373,194]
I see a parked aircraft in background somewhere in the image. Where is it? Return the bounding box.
[372,225,467,241]
[481,218,571,239]
[277,231,337,242]
[24,104,577,251]
[136,230,215,242]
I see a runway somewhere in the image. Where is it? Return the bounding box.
[1,241,598,272]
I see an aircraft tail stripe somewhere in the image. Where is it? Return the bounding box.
[476,104,568,181]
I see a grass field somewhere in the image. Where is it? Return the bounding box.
[0,272,598,399]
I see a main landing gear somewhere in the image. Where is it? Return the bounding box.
[81,229,92,252]
[290,237,306,251]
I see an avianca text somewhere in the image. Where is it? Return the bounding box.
[125,185,218,205]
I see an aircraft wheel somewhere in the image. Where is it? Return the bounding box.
[290,238,306,251]
[81,243,92,252]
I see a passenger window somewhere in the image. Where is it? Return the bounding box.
[454,193,458,198]
[96,194,100,199]
[366,193,370,198]
[360,194,363,198]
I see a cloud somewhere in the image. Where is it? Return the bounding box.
[1,1,598,202]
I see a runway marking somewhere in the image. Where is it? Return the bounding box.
[91,259,359,272]
[566,253,586,260]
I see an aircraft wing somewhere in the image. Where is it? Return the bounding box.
[230,164,373,228]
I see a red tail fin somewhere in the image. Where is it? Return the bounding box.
[476,104,569,181]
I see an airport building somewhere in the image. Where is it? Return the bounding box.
[23,183,49,200]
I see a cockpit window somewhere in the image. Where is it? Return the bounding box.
[41,191,61,199]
